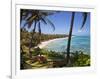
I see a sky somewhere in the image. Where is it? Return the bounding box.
[21,10,90,36]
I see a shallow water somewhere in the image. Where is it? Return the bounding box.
[43,36,90,54]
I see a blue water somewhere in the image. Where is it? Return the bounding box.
[43,36,90,54]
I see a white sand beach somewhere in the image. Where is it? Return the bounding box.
[36,37,67,49]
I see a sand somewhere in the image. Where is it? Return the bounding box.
[36,37,67,49]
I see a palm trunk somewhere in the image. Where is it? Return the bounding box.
[66,12,75,65]
[29,21,37,58]
[29,32,34,58]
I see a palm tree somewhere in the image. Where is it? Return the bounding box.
[20,9,56,58]
[66,12,88,65]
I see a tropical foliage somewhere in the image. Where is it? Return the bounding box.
[20,9,89,69]
[20,9,57,58]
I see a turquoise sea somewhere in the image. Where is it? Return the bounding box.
[43,36,90,54]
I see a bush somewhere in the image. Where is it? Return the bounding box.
[72,51,90,66]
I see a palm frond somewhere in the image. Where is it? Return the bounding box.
[21,10,56,32]
[40,16,47,25]
[45,18,55,31]
[20,9,28,24]
[21,9,30,20]
[23,15,37,29]
[80,12,88,29]
[23,22,28,28]
[23,20,34,29]
[26,15,37,22]
[33,20,37,32]
[40,10,58,16]
[22,12,29,20]
[28,21,34,28]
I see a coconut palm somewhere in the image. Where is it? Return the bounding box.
[20,9,56,58]
[66,12,88,65]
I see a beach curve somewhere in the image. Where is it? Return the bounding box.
[35,37,68,49]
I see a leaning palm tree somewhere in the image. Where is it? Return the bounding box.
[66,12,88,65]
[20,9,56,58]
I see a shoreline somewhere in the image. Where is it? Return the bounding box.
[35,37,68,49]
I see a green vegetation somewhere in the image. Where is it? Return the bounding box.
[20,29,90,69]
[21,29,68,44]
[20,29,68,53]
[21,47,90,69]
[20,9,90,69]
[20,10,57,58]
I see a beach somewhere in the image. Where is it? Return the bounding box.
[36,37,67,49]
[38,36,90,54]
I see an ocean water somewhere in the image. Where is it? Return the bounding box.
[43,36,90,54]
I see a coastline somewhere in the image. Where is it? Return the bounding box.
[36,37,68,49]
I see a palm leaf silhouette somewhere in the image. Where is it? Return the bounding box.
[45,17,55,31]
[80,12,87,29]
